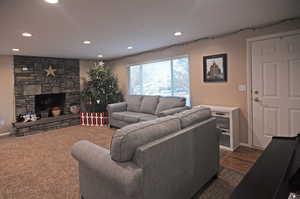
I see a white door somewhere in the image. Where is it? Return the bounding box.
[251,33,300,148]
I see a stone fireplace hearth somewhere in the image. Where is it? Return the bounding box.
[13,56,81,136]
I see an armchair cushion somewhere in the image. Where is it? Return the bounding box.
[155,97,186,115]
[176,106,211,129]
[140,96,159,114]
[110,116,181,162]
[126,95,143,112]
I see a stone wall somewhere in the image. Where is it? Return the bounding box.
[14,56,80,118]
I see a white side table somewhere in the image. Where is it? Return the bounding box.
[198,105,240,151]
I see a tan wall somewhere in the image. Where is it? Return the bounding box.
[0,55,14,132]
[79,60,95,90]
[109,20,300,144]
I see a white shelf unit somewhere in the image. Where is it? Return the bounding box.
[200,105,240,151]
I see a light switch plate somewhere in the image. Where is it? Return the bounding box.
[238,84,247,92]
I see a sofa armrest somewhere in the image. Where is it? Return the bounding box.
[107,102,127,125]
[71,140,142,197]
[107,102,127,113]
[158,106,189,117]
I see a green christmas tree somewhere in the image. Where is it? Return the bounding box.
[81,61,123,112]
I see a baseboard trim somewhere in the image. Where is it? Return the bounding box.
[239,142,252,148]
[0,132,11,137]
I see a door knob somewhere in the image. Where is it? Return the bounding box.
[254,90,259,94]
[254,97,260,102]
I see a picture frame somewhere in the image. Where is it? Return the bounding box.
[203,53,227,82]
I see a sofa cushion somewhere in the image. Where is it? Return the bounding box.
[176,106,211,129]
[112,112,140,123]
[140,96,159,114]
[155,97,186,115]
[158,106,189,117]
[126,95,143,112]
[111,116,181,162]
[139,114,158,121]
[112,111,158,123]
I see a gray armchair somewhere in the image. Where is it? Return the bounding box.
[72,107,219,199]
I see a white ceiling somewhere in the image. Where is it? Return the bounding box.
[0,0,299,60]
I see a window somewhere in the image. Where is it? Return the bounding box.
[129,56,190,105]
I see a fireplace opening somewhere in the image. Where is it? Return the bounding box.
[35,93,66,118]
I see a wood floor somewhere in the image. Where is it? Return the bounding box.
[220,146,263,174]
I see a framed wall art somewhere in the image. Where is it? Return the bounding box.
[203,53,227,82]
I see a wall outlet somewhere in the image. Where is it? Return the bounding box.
[238,84,247,92]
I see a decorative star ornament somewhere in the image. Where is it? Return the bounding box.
[99,61,105,67]
[45,66,56,77]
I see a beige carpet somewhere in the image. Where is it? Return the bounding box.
[0,126,114,199]
[0,126,243,199]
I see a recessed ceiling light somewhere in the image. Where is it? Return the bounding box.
[22,32,32,37]
[97,54,103,58]
[174,32,182,36]
[127,46,133,50]
[83,40,91,45]
[45,0,59,4]
[12,48,20,52]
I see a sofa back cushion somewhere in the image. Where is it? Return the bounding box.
[176,106,211,129]
[140,96,159,114]
[110,116,181,162]
[155,96,186,115]
[126,95,143,112]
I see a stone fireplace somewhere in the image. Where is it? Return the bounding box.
[13,56,81,136]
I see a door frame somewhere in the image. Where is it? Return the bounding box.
[246,29,300,147]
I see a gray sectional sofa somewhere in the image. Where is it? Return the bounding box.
[72,106,219,199]
[107,95,189,128]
